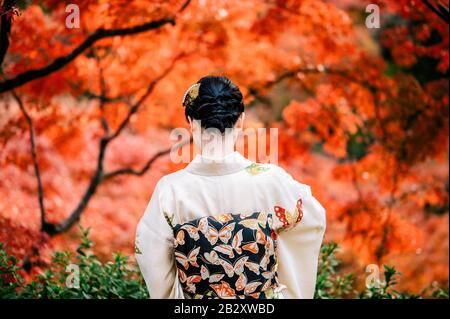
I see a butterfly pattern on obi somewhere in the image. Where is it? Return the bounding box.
[172,212,280,299]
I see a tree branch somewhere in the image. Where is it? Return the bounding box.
[0,0,15,68]
[102,137,192,181]
[41,55,184,236]
[0,0,193,94]
[12,91,47,231]
[41,136,108,235]
[92,48,110,134]
[422,0,449,24]
[106,54,183,142]
[245,65,344,104]
[0,17,174,94]
[83,91,126,104]
[178,0,192,13]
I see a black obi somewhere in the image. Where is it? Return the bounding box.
[172,212,280,299]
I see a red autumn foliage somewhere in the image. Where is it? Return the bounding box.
[0,0,448,294]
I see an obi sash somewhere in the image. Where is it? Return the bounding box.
[172,212,282,299]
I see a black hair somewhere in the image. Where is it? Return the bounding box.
[184,75,244,133]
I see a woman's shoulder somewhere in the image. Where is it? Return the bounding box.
[246,162,314,201]
[152,161,312,200]
[152,168,190,192]
[242,161,291,177]
[246,161,310,185]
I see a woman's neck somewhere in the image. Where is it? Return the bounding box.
[200,147,235,159]
[196,130,236,160]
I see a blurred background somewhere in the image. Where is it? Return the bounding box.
[0,0,448,296]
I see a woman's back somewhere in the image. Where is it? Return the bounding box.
[135,151,326,298]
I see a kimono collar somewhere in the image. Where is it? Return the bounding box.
[184,151,253,176]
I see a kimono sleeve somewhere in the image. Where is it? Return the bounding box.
[272,167,327,299]
[135,180,184,299]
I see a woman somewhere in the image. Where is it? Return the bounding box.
[135,75,326,299]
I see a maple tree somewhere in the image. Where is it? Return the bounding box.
[0,0,448,294]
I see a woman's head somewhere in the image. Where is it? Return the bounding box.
[183,75,245,134]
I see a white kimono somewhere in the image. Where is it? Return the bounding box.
[135,151,326,299]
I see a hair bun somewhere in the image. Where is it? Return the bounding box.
[184,75,244,133]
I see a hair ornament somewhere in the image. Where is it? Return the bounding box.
[182,83,201,107]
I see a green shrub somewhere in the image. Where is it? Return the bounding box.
[0,229,447,299]
[0,228,148,299]
[314,242,356,298]
[315,242,448,299]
